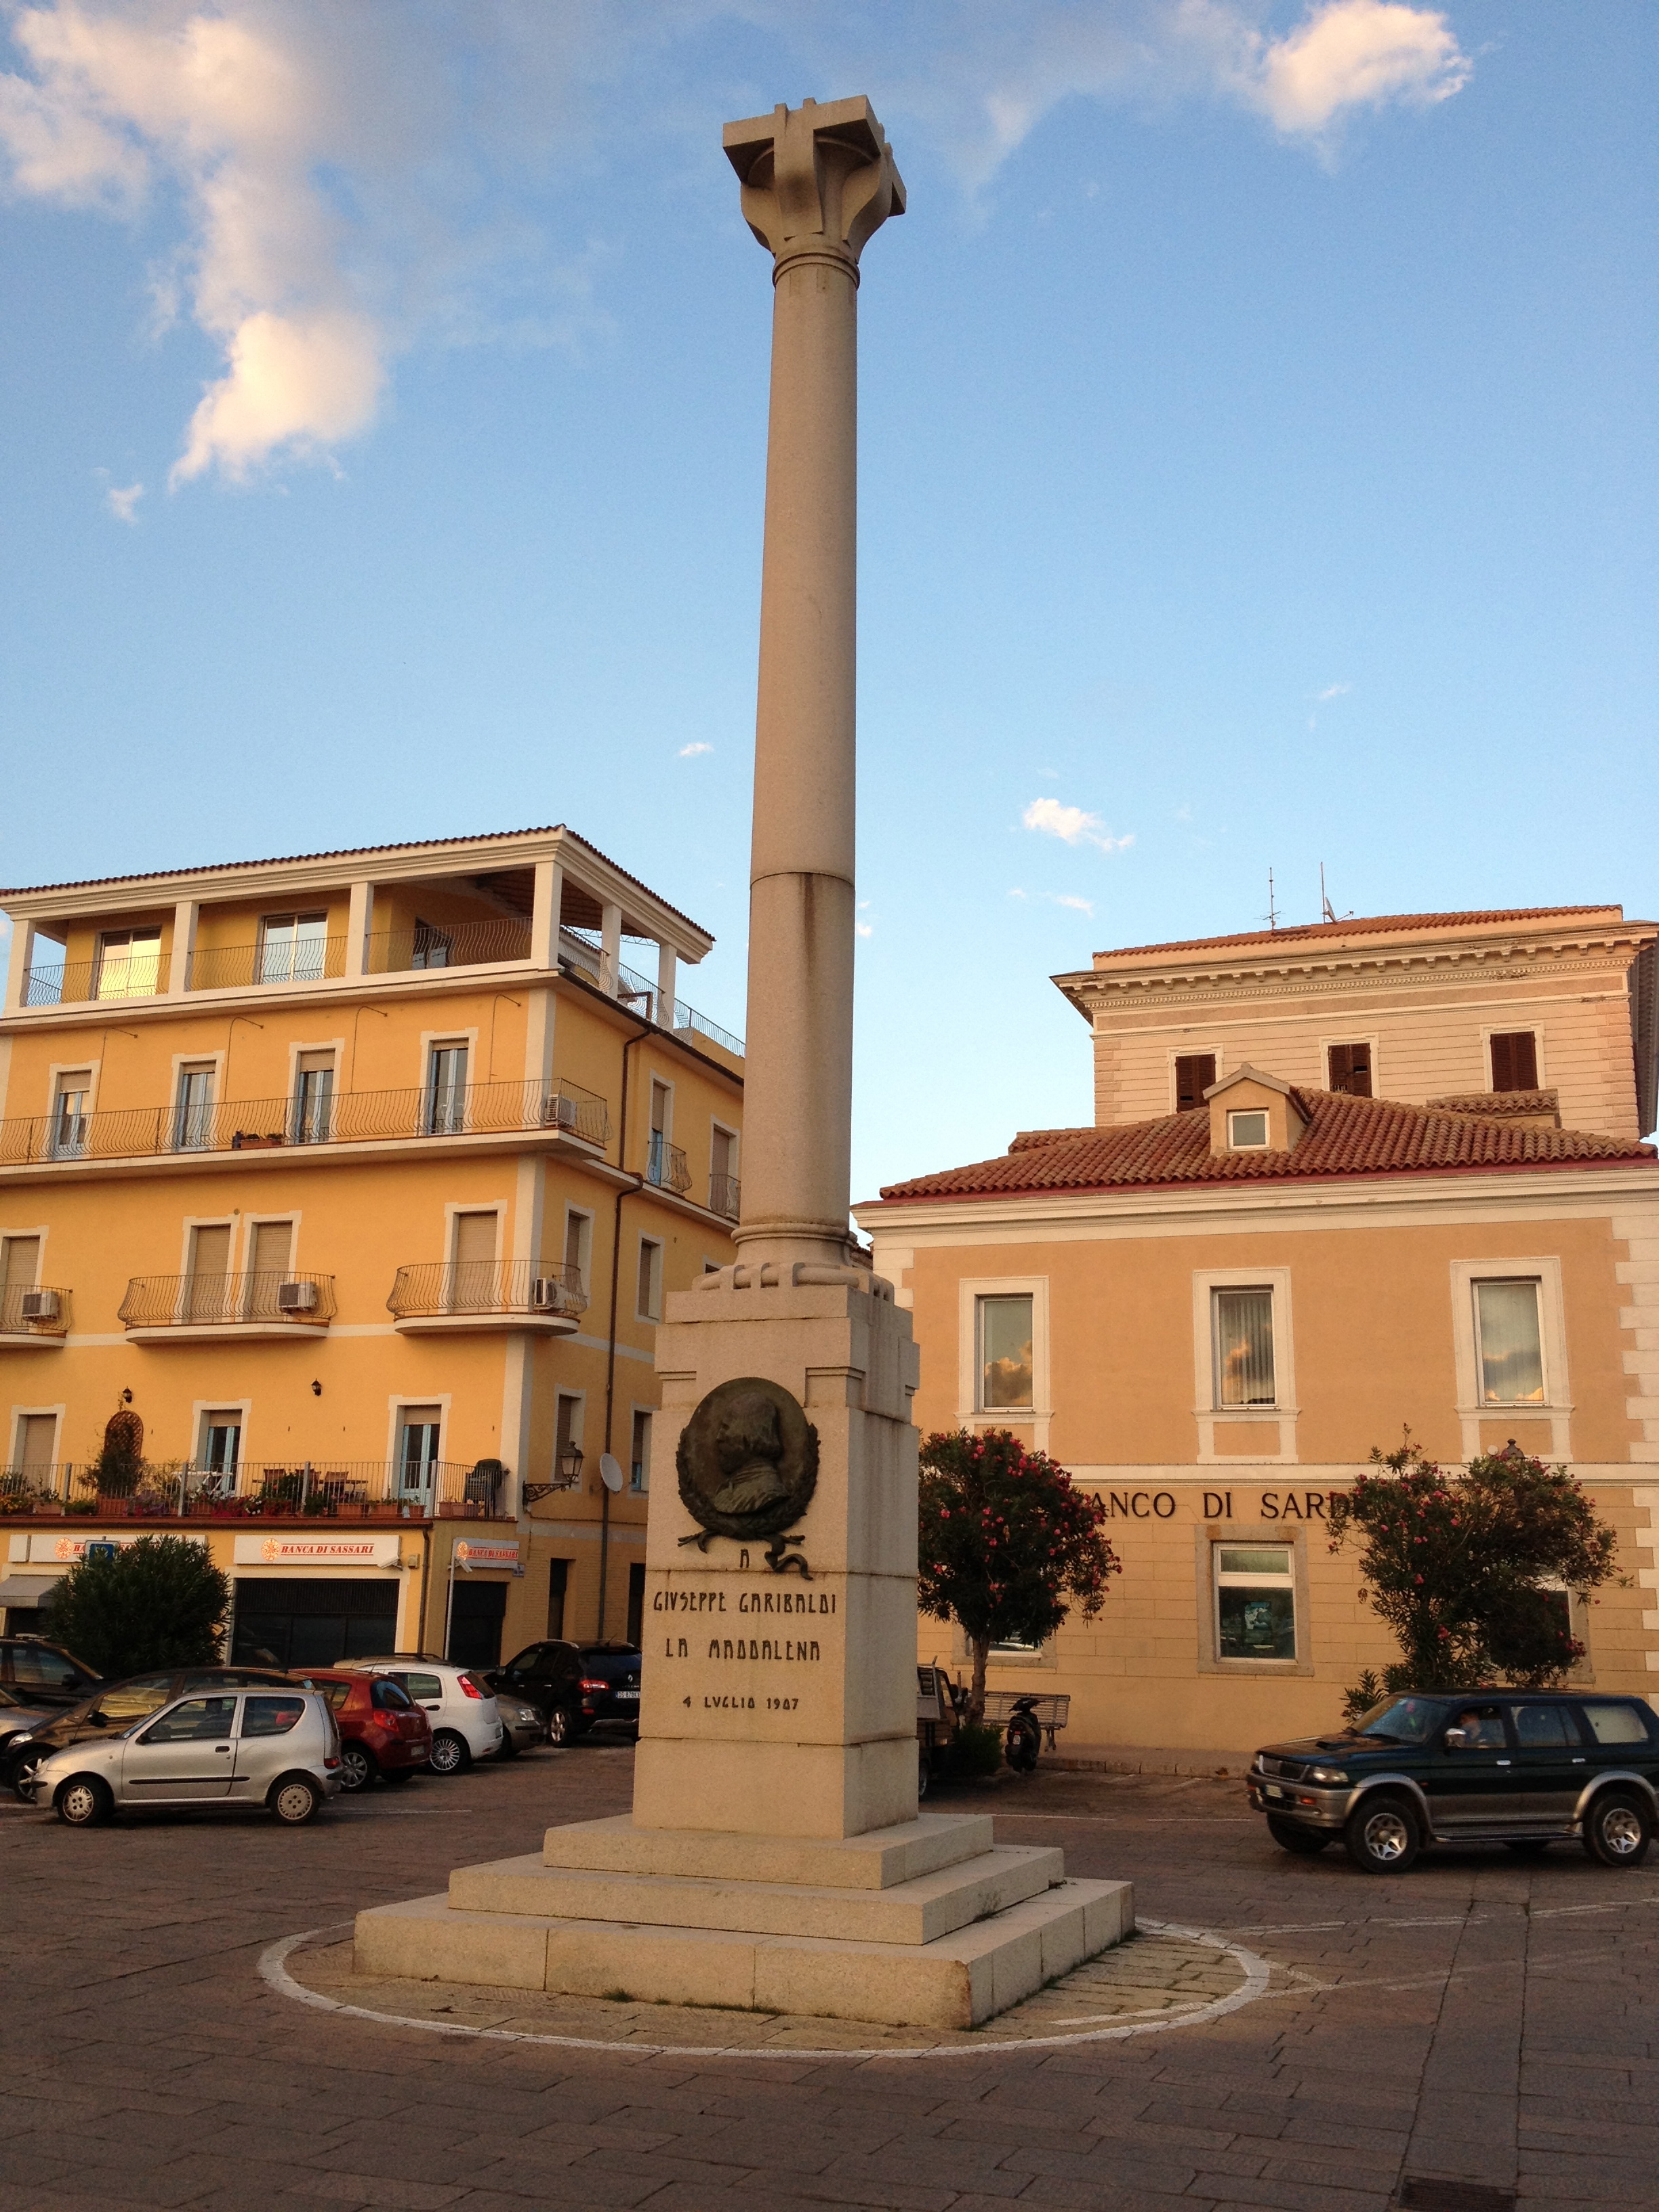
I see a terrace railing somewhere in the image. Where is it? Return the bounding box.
[366,918,533,973]
[0,1459,509,1518]
[186,937,348,990]
[386,1259,588,1322]
[0,1283,72,1335]
[0,1075,609,1168]
[118,1271,338,1330]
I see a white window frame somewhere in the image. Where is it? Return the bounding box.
[956,1275,1050,1453]
[445,1204,502,1265]
[385,1393,451,1471]
[1191,1267,1297,1465]
[8,1405,64,1471]
[1450,1257,1571,1461]
[1320,1033,1380,1097]
[562,1206,594,1298]
[1195,1526,1312,1675]
[628,1404,653,1494]
[1482,1025,1545,1092]
[1225,1108,1271,1151]
[196,1402,249,1478]
[635,1234,664,1323]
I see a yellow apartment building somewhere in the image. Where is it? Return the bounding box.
[0,825,743,1669]
[857,906,1659,1754]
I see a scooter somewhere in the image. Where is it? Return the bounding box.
[1002,1695,1044,1774]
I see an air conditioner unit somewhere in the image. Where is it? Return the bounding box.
[541,1094,578,1131]
[529,1277,567,1312]
[19,1289,60,1322]
[276,1280,319,1313]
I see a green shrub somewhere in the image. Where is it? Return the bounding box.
[43,1534,230,1677]
[949,1721,1006,1778]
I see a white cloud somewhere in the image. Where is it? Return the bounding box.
[1248,1,1469,136]
[104,478,143,522]
[1053,893,1094,916]
[855,921,874,938]
[678,741,714,758]
[1023,798,1133,853]
[1315,681,1352,702]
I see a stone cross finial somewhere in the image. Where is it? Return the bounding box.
[723,96,905,280]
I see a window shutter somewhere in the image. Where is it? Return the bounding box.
[1490,1031,1538,1092]
[1327,1043,1372,1097]
[1175,1054,1216,1112]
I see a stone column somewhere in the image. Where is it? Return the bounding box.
[724,98,904,1269]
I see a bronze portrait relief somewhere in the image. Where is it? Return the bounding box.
[677,1376,818,1550]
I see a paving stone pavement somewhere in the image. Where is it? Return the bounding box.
[2,1743,1656,2211]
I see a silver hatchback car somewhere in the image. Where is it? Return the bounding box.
[26,1687,342,1827]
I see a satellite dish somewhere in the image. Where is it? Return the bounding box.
[598,1452,625,1493]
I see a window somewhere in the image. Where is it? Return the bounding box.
[450,1210,498,1309]
[3,1235,41,1294]
[1510,1702,1578,1749]
[1212,1287,1275,1406]
[397,1406,443,1496]
[977,1294,1033,1410]
[1580,1702,1654,1746]
[16,1413,58,1471]
[710,1124,739,1218]
[241,1696,305,1737]
[636,1235,663,1322]
[201,1411,242,1476]
[562,1208,592,1296]
[630,1408,651,1494]
[8,1642,83,1691]
[50,1071,91,1158]
[173,1064,216,1152]
[186,1223,233,1322]
[292,1050,335,1143]
[647,1080,672,1186]
[1226,1109,1269,1150]
[1214,1543,1296,1660]
[94,927,161,1000]
[1490,1030,1539,1092]
[427,1044,468,1135]
[1174,1054,1216,1112]
[627,1561,647,1647]
[94,1675,174,1722]
[246,1221,293,1318]
[142,1696,237,1744]
[1473,1279,1545,1405]
[411,920,452,970]
[258,912,328,985]
[1327,1042,1372,1097]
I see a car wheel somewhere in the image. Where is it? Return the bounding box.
[1344,1791,1422,1875]
[54,1775,112,1828]
[1267,1816,1332,1856]
[11,1748,46,1803]
[1582,1789,1652,1868]
[429,1729,470,1776]
[337,1743,375,1792]
[269,1774,322,1825]
[1504,1839,1552,1856]
[546,1705,577,1748]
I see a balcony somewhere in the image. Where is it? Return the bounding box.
[0,1283,70,1346]
[560,932,745,1058]
[0,1459,509,1520]
[186,938,348,991]
[708,1173,741,1222]
[644,1134,692,1195]
[365,918,532,974]
[22,947,163,1007]
[118,1271,337,1341]
[0,1076,610,1171]
[387,1260,588,1334]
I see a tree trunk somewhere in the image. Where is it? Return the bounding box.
[967,1635,989,1724]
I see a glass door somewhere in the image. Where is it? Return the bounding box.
[426,1045,468,1135]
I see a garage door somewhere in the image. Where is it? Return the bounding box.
[448,1578,506,1669]
[232,1577,400,1668]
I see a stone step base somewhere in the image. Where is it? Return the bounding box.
[539,1809,995,1889]
[451,1842,1063,1946]
[354,1875,1134,2030]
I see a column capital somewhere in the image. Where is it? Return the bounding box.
[723,95,903,281]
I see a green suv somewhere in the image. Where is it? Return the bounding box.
[1247,1689,1659,1874]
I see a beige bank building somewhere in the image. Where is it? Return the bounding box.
[857,905,1659,1756]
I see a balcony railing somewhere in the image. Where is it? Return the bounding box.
[386,1260,588,1322]
[708,1174,741,1222]
[561,933,744,1058]
[366,918,533,974]
[0,1284,72,1335]
[118,1272,338,1330]
[645,1134,692,1195]
[0,1076,610,1169]
[186,938,348,991]
[0,1459,508,1519]
[22,949,164,1007]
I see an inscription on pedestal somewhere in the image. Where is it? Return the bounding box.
[648,1569,844,1738]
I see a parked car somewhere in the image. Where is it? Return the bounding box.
[22,1687,342,1826]
[486,1640,641,1744]
[1,1664,294,1799]
[0,1637,101,1708]
[289,1669,431,1789]
[335,1658,503,1773]
[1247,1689,1659,1873]
[492,1688,548,1759]
[0,1681,56,1755]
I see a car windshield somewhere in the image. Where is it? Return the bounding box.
[1351,1696,1447,1744]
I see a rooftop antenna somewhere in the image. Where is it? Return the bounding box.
[1264,867,1279,932]
[1319,863,1353,926]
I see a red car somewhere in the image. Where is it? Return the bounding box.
[290,1668,430,1790]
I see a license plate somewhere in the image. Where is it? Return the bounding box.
[1262,1784,1286,1799]
[616,1689,640,1701]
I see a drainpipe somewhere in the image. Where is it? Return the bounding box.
[599,1018,651,1639]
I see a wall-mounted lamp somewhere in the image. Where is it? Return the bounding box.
[310,1380,323,1397]
[121,1389,134,1405]
[558,1441,585,1489]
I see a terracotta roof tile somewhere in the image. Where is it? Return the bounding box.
[1087,905,1628,963]
[878,1090,1654,1203]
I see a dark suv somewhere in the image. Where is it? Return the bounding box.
[487,1641,640,1744]
[1,1664,294,1798]
[0,1638,101,1708]
[1248,1689,1659,1873]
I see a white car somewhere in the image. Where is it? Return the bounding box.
[338,1658,503,1774]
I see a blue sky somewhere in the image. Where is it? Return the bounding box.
[2,1,1654,1195]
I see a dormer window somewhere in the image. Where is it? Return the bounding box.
[1227,1109,1270,1150]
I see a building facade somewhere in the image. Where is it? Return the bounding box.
[857,907,1659,1754]
[0,825,743,1668]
